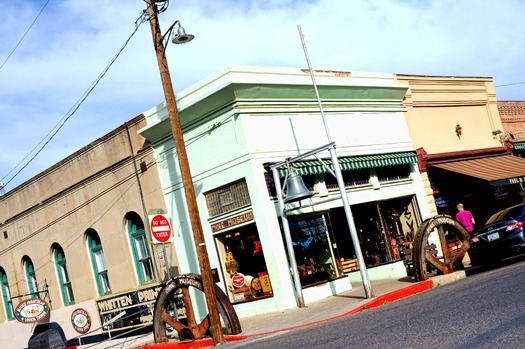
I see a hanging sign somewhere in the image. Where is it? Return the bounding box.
[14,298,50,323]
[71,308,92,334]
[149,214,173,244]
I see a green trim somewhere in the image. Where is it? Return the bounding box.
[128,219,154,285]
[88,233,112,296]
[54,247,75,306]
[0,269,14,320]
[24,259,38,298]
[277,151,417,177]
[513,141,525,150]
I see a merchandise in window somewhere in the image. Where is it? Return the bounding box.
[288,214,339,287]
[217,224,272,303]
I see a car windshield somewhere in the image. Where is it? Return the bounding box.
[485,205,525,225]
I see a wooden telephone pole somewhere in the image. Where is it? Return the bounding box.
[145,1,225,345]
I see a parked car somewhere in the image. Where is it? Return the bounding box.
[469,203,525,266]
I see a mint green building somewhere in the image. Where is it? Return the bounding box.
[139,65,431,317]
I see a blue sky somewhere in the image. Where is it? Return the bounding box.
[1,0,525,192]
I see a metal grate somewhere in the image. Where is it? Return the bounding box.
[205,180,251,218]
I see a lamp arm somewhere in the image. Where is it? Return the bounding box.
[161,20,181,46]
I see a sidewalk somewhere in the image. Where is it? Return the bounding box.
[141,271,466,349]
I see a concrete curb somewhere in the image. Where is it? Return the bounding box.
[140,279,436,349]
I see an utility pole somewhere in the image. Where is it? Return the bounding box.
[145,1,225,345]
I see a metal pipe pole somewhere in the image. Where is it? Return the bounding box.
[297,24,373,298]
[145,1,225,344]
[271,168,305,308]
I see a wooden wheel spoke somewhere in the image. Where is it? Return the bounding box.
[413,214,470,281]
[161,311,185,332]
[426,253,445,269]
[452,241,470,260]
[191,315,211,338]
[181,286,197,327]
[153,273,242,344]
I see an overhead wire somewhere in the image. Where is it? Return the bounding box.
[0,0,50,73]
[495,81,525,88]
[1,10,149,189]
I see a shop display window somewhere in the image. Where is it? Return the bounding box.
[288,214,341,287]
[376,165,411,183]
[284,196,421,282]
[216,224,273,303]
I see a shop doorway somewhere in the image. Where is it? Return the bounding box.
[214,223,273,303]
[323,195,421,270]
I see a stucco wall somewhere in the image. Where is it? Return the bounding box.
[140,66,430,317]
[395,74,503,154]
[0,116,169,346]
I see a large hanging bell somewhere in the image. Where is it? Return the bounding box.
[284,173,315,203]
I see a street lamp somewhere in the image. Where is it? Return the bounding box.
[297,25,373,299]
[145,0,225,345]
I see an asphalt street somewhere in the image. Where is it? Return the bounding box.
[220,258,525,349]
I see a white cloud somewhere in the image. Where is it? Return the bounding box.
[1,0,525,190]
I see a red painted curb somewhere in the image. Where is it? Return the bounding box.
[140,335,249,349]
[139,280,434,348]
[344,279,434,315]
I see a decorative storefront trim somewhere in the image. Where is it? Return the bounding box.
[276,151,417,177]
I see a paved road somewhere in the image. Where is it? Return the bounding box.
[222,257,525,349]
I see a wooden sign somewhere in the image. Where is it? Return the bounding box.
[211,211,254,233]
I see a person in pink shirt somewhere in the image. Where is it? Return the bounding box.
[456,203,475,233]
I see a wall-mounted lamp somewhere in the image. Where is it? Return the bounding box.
[492,129,502,136]
[455,123,462,138]
[145,0,222,344]
[160,20,194,47]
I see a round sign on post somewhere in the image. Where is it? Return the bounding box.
[149,214,173,244]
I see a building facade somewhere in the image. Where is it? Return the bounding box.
[139,66,432,318]
[395,75,525,226]
[498,100,525,158]
[0,115,170,348]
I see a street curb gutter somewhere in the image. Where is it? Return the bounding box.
[140,279,435,349]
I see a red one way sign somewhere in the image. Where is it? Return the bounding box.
[149,214,173,244]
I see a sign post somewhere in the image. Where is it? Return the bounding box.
[149,214,173,279]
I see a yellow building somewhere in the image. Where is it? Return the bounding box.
[395,74,525,224]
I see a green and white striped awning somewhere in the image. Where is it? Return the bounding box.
[513,141,525,150]
[275,151,417,177]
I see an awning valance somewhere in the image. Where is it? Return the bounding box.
[431,155,525,187]
[513,141,525,150]
[276,151,417,177]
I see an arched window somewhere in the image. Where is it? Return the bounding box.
[52,244,75,306]
[22,256,38,298]
[126,212,155,284]
[86,229,111,296]
[0,268,14,321]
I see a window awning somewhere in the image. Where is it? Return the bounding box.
[514,141,525,150]
[431,155,525,187]
[276,151,417,177]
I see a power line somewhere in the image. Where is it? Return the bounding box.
[1,11,149,189]
[0,0,51,73]
[495,81,525,88]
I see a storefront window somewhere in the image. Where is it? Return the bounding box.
[215,223,273,303]
[287,196,421,277]
[325,168,370,189]
[376,165,411,183]
[288,214,340,287]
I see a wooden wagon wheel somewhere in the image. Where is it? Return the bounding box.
[412,214,471,282]
[153,273,242,343]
